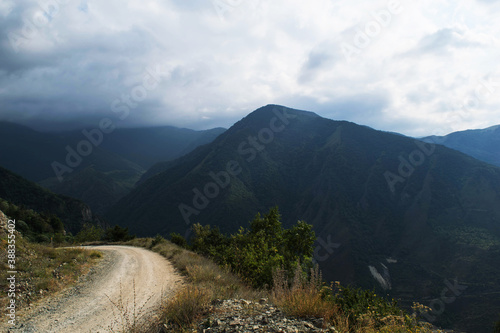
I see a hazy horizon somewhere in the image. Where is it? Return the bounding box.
[1,1,499,136]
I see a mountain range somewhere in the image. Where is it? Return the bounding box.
[106,105,500,332]
[422,125,500,167]
[0,122,225,214]
[1,105,500,332]
[0,166,99,234]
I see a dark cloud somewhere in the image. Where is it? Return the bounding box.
[0,0,498,137]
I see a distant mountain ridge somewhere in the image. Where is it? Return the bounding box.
[0,121,225,214]
[0,166,99,234]
[422,124,500,167]
[107,105,500,332]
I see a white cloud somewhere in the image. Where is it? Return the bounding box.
[0,0,499,135]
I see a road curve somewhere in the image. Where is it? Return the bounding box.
[7,245,183,333]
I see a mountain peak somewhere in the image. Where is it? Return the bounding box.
[252,104,321,118]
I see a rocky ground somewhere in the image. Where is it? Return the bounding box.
[194,298,336,333]
[179,298,461,333]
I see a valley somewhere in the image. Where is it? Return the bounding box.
[1,105,500,332]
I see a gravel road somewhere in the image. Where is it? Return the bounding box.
[4,245,183,333]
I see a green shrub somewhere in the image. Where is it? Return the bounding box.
[75,223,104,243]
[190,207,315,288]
[103,225,135,242]
[149,234,165,248]
[332,283,403,329]
[169,232,188,248]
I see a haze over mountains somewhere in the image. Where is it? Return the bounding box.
[1,105,500,332]
[422,125,500,168]
[0,166,99,234]
[0,122,225,214]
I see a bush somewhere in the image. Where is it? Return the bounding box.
[103,225,135,242]
[53,232,65,245]
[170,232,188,248]
[75,223,104,243]
[190,207,315,288]
[149,234,165,248]
[332,282,409,330]
[162,285,210,329]
[272,265,339,327]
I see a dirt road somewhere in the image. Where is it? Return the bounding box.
[6,245,183,333]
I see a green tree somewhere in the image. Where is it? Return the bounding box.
[170,232,188,248]
[190,207,316,288]
[191,224,229,258]
[103,225,135,242]
[75,223,103,243]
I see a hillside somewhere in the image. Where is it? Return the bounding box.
[0,122,225,214]
[107,105,500,332]
[0,166,99,234]
[422,125,500,167]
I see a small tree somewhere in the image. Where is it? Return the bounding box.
[190,206,316,288]
[75,223,103,243]
[103,225,135,242]
[170,232,188,248]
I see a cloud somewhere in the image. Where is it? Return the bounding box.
[0,0,499,136]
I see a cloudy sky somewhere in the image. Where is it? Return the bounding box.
[0,0,499,136]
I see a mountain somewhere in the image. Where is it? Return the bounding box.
[0,122,225,214]
[98,126,226,169]
[107,105,500,332]
[0,166,99,234]
[422,125,500,167]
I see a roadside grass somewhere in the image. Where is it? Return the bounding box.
[272,265,437,333]
[124,237,440,333]
[124,237,266,331]
[0,228,102,312]
[106,280,159,333]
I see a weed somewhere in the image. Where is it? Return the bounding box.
[106,279,157,333]
[161,285,211,330]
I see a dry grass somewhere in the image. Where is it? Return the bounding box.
[105,280,158,333]
[125,238,437,333]
[271,264,436,333]
[0,232,102,310]
[126,238,263,301]
[161,285,211,329]
[272,265,340,328]
[124,237,266,330]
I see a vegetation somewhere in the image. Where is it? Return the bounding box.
[494,316,500,333]
[74,223,135,243]
[123,236,264,331]
[0,166,98,234]
[0,210,102,311]
[0,197,66,243]
[190,207,315,288]
[124,207,437,332]
[107,105,500,332]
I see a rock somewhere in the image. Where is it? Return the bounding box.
[186,298,337,333]
[313,318,324,328]
[229,319,241,326]
[304,322,315,329]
